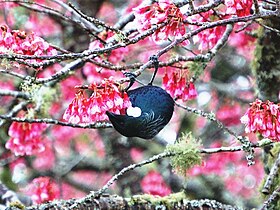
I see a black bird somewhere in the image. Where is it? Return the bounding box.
[106,85,174,139]
[106,55,174,139]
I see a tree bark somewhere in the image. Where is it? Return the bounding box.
[7,193,239,210]
[253,17,280,102]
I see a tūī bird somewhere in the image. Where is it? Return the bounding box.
[106,55,174,139]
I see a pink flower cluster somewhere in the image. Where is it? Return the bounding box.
[25,177,59,204]
[162,70,197,101]
[225,0,253,17]
[141,170,171,197]
[6,122,47,156]
[63,77,131,123]
[190,11,226,51]
[0,25,56,56]
[133,0,186,42]
[241,99,280,141]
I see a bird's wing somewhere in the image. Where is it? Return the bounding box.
[139,111,166,138]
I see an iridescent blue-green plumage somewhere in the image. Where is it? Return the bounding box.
[106,85,174,139]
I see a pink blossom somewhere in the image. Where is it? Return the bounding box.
[225,0,253,17]
[25,177,60,204]
[6,122,47,156]
[241,99,280,141]
[133,0,186,42]
[162,69,197,101]
[141,170,171,197]
[0,25,57,63]
[63,77,131,123]
[189,11,226,51]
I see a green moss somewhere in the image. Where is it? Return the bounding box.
[128,191,187,208]
[8,201,25,210]
[21,82,58,117]
[187,61,207,80]
[165,133,202,176]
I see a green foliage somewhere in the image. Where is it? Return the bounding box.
[165,133,202,176]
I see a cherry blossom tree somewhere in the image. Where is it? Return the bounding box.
[0,0,280,209]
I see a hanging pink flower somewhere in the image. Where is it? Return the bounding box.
[25,177,60,204]
[63,77,131,123]
[241,99,280,141]
[6,122,47,156]
[162,69,197,101]
[141,170,171,197]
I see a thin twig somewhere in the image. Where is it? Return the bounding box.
[261,185,280,210]
[68,2,123,34]
[0,69,29,80]
[0,89,30,99]
[0,101,29,127]
[175,102,238,138]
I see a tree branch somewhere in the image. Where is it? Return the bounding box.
[0,115,112,129]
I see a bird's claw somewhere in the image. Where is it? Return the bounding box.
[123,72,137,80]
[123,72,137,91]
[148,55,159,85]
[149,55,159,66]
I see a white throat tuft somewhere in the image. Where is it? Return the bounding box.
[126,106,142,117]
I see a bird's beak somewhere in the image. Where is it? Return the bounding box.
[106,111,117,120]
